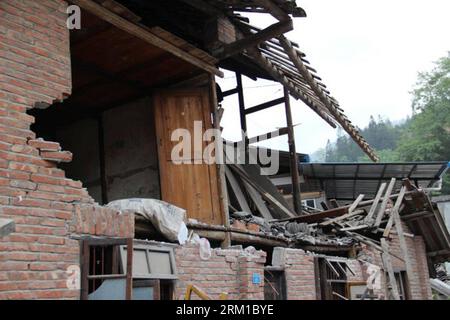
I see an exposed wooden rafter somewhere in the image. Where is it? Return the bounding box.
[214,19,293,59]
[70,0,223,77]
[278,36,379,162]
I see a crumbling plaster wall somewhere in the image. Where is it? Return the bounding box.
[0,0,134,300]
[175,244,266,300]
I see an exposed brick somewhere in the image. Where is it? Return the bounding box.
[40,151,72,163]
[28,138,61,151]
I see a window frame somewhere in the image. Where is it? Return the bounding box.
[119,243,178,280]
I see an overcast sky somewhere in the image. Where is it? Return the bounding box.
[218,0,450,155]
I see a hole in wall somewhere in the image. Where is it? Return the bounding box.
[28,10,199,205]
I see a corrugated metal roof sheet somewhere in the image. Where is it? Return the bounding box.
[300,162,449,200]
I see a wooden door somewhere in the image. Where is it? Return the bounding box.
[153,89,223,225]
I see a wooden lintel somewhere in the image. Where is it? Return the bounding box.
[70,0,223,77]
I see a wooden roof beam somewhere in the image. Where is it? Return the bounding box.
[247,47,337,128]
[278,35,379,162]
[70,0,223,77]
[214,19,293,60]
[253,0,291,21]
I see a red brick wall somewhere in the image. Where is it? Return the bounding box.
[274,248,317,300]
[272,227,432,301]
[360,223,432,300]
[0,0,134,300]
[175,245,266,300]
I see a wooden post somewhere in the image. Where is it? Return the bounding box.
[380,238,400,300]
[209,75,231,248]
[125,238,133,300]
[284,87,302,215]
[97,116,108,205]
[80,240,90,300]
[393,205,414,296]
[236,73,248,151]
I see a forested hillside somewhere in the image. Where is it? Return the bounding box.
[311,53,450,194]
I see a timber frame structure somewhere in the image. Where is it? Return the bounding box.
[0,0,448,300]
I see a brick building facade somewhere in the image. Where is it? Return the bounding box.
[0,0,134,300]
[0,0,441,300]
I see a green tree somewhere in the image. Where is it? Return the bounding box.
[397,53,450,193]
[318,53,450,194]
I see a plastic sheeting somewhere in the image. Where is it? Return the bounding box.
[107,199,187,243]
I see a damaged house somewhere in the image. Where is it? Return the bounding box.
[0,0,449,300]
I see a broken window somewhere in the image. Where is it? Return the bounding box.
[80,238,134,300]
[302,199,316,209]
[264,267,287,300]
[394,271,410,300]
[119,243,177,280]
[80,239,176,300]
[317,257,354,300]
[28,9,224,228]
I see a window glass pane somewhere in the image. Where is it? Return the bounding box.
[148,251,172,274]
[133,249,150,275]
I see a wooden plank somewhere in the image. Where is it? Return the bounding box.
[320,209,364,227]
[242,181,274,220]
[393,202,415,292]
[344,231,405,262]
[380,238,400,300]
[97,0,142,23]
[80,240,90,300]
[373,178,396,228]
[70,0,223,77]
[348,194,365,213]
[150,27,218,64]
[241,163,293,219]
[253,0,291,21]
[277,190,419,224]
[229,164,295,218]
[401,210,434,221]
[244,97,285,115]
[210,75,230,247]
[154,89,224,225]
[364,182,386,224]
[324,259,340,278]
[0,219,15,238]
[339,225,369,232]
[236,73,247,147]
[225,166,252,214]
[383,186,406,238]
[125,238,133,300]
[284,87,302,215]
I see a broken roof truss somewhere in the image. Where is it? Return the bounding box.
[74,0,378,161]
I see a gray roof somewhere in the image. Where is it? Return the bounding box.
[300,162,449,200]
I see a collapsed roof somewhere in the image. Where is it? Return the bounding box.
[85,0,378,161]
